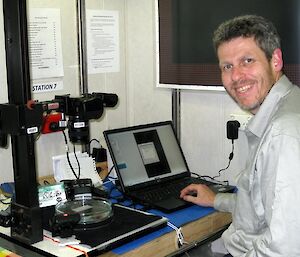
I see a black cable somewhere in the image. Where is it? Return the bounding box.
[107,164,115,178]
[191,171,229,185]
[192,169,229,185]
[191,172,200,177]
[73,144,81,180]
[199,175,229,185]
[88,138,102,155]
[213,139,234,180]
[62,131,80,180]
[89,138,100,145]
[0,199,11,205]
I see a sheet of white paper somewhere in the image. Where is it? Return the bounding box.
[28,8,64,80]
[86,10,120,74]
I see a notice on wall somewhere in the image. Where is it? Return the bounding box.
[86,10,120,74]
[28,8,64,80]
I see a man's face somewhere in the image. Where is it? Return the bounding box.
[217,37,282,114]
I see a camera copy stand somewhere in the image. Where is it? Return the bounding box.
[1,0,43,244]
[0,0,118,245]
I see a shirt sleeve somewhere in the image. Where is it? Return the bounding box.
[214,192,236,213]
[245,133,300,256]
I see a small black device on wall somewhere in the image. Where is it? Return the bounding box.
[227,120,240,140]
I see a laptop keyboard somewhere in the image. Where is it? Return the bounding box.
[138,178,213,202]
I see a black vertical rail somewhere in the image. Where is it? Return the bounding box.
[3,0,42,243]
[76,0,90,153]
[172,89,181,141]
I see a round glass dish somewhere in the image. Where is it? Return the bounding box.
[56,197,113,225]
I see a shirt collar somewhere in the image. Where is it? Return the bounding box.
[247,75,294,138]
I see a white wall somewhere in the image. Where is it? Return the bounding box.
[0,0,247,185]
[181,90,248,185]
[86,0,172,148]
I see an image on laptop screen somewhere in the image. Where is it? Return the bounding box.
[104,121,190,188]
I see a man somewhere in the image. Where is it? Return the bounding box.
[180,15,300,256]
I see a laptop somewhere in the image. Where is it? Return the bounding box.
[103,121,235,213]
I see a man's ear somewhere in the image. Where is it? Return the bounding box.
[272,48,283,71]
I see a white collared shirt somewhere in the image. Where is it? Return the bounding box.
[215,75,300,257]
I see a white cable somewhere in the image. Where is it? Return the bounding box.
[167,222,188,247]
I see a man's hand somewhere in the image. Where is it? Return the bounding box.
[180,184,216,207]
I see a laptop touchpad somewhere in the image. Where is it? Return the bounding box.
[156,197,186,210]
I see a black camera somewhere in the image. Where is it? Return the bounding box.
[0,92,118,147]
[55,93,118,144]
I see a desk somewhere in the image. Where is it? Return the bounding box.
[0,207,231,257]
[100,211,231,257]
[0,178,232,257]
[0,208,231,257]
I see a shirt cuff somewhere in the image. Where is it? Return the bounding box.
[214,192,236,213]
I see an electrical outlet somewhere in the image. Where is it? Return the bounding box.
[230,113,253,130]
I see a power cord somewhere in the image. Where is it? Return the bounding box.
[212,120,240,180]
[213,139,234,180]
[193,173,229,186]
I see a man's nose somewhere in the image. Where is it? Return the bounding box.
[231,66,243,82]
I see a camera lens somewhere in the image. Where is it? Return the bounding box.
[68,116,89,144]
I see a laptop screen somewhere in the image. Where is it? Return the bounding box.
[104,121,189,188]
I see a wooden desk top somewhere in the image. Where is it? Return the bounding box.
[100,211,232,257]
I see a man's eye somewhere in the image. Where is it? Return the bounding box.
[244,58,254,64]
[222,64,233,71]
